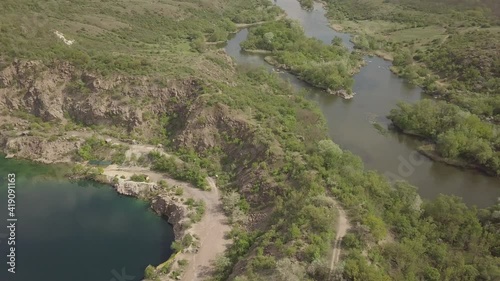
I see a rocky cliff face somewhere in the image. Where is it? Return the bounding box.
[110,176,159,197]
[168,98,279,206]
[107,176,187,239]
[150,195,187,239]
[0,59,203,159]
[0,58,277,229]
[0,59,201,133]
[4,136,82,163]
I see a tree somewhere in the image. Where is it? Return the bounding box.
[468,138,493,164]
[332,36,343,46]
[275,258,306,281]
[318,139,343,169]
[364,214,387,242]
[222,191,240,213]
[423,195,483,249]
[436,130,467,158]
[264,32,274,44]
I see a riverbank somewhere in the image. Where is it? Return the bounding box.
[234,13,287,28]
[328,21,394,61]
[260,55,360,99]
[417,144,497,177]
[388,99,500,178]
[389,124,498,177]
[327,20,395,62]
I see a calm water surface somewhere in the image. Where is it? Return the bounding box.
[0,157,174,281]
[225,0,500,207]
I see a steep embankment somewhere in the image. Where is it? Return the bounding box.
[0,57,229,161]
[0,0,360,280]
[0,58,239,280]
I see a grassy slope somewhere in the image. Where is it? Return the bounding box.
[0,0,280,77]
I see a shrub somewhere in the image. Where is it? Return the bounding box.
[130,174,149,182]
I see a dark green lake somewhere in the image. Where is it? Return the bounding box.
[0,157,174,281]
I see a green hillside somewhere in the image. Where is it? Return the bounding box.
[1,0,499,281]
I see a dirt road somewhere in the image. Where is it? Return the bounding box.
[330,204,350,271]
[99,142,230,281]
[178,177,230,281]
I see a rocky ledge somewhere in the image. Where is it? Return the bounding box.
[106,176,187,239]
[150,195,187,240]
[1,135,83,163]
[327,88,356,100]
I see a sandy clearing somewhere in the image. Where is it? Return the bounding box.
[173,177,231,281]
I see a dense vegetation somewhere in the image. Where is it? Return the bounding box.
[241,19,361,92]
[2,0,500,280]
[298,0,314,11]
[180,68,500,281]
[77,136,128,164]
[224,0,283,24]
[389,100,500,176]
[148,151,209,190]
[386,0,500,18]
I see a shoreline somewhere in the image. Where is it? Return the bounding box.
[259,54,361,99]
[388,124,497,177]
[318,0,395,62]
[82,148,231,280]
[1,135,230,281]
[234,13,286,28]
[385,128,498,177]
[242,49,273,54]
[417,144,497,177]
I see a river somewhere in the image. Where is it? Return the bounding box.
[0,157,174,281]
[224,0,500,207]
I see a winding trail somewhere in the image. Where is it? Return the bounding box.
[330,204,350,271]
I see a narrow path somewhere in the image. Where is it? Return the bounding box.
[330,204,350,271]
